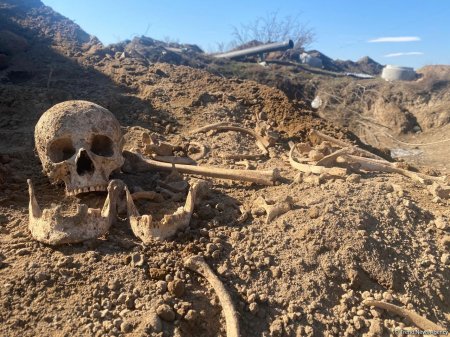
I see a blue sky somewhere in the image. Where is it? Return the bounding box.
[42,0,450,69]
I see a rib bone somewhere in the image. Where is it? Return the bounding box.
[184,255,240,337]
[363,300,446,335]
[123,151,279,186]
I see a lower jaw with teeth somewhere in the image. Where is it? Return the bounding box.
[28,179,120,245]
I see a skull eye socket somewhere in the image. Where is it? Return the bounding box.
[48,138,76,163]
[91,135,114,157]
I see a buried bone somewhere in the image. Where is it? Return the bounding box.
[184,255,241,337]
[28,179,123,245]
[126,179,209,242]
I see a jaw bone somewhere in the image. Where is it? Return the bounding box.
[27,179,123,245]
[126,179,208,242]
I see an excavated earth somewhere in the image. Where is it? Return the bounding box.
[0,1,449,337]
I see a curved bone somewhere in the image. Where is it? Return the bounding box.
[288,143,347,177]
[191,122,269,155]
[123,151,279,186]
[184,255,240,337]
[363,300,446,335]
[152,155,197,166]
[28,179,123,245]
[126,179,208,242]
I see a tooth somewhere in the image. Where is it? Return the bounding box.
[83,187,89,193]
[27,179,42,218]
[76,188,82,194]
[89,186,95,192]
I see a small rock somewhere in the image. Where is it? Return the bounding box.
[168,279,185,297]
[308,207,320,219]
[382,292,393,301]
[184,309,198,323]
[108,279,121,291]
[441,253,450,265]
[270,266,281,278]
[149,268,166,280]
[156,280,167,294]
[346,174,361,183]
[130,253,145,267]
[146,313,162,332]
[156,304,175,322]
[308,150,324,161]
[249,302,259,314]
[206,243,218,254]
[435,217,449,230]
[120,321,133,333]
[269,319,284,337]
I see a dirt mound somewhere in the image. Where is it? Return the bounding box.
[0,1,449,337]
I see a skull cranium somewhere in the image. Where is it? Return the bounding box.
[35,100,124,195]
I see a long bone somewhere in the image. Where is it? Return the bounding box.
[363,300,446,335]
[123,151,280,186]
[184,255,241,337]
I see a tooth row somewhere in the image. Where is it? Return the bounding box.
[66,185,107,196]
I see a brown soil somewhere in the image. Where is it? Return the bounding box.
[0,1,449,337]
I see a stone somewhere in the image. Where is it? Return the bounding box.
[146,312,162,332]
[130,253,145,267]
[120,321,133,333]
[168,279,185,297]
[441,253,450,265]
[156,304,175,322]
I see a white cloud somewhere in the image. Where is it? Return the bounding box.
[384,52,424,57]
[368,36,421,43]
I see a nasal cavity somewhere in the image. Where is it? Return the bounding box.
[76,150,95,176]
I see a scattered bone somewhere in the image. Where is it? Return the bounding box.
[310,129,387,161]
[315,147,351,167]
[188,141,207,161]
[28,179,123,245]
[190,122,269,155]
[123,151,279,186]
[235,160,252,170]
[131,191,164,202]
[158,180,189,193]
[152,155,197,166]
[363,300,446,335]
[288,143,347,178]
[254,196,293,223]
[219,153,265,160]
[428,182,450,199]
[126,179,208,242]
[143,133,174,156]
[184,255,241,337]
[339,154,446,185]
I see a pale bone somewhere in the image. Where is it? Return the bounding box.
[310,129,387,161]
[315,147,352,167]
[188,141,207,161]
[254,196,293,223]
[184,255,241,337]
[35,101,124,196]
[131,191,164,202]
[190,122,269,155]
[126,179,208,242]
[288,142,347,177]
[28,179,122,245]
[123,151,279,186]
[152,155,197,166]
[363,300,446,335]
[339,154,446,185]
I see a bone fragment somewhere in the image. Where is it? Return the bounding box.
[152,155,197,166]
[363,300,446,335]
[288,143,347,177]
[28,179,122,245]
[132,191,164,202]
[123,151,279,186]
[310,129,387,161]
[188,141,207,161]
[191,122,269,155]
[254,196,293,223]
[184,255,240,337]
[340,154,446,185]
[126,179,208,242]
[315,147,352,167]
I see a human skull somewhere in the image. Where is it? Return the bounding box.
[35,100,124,195]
